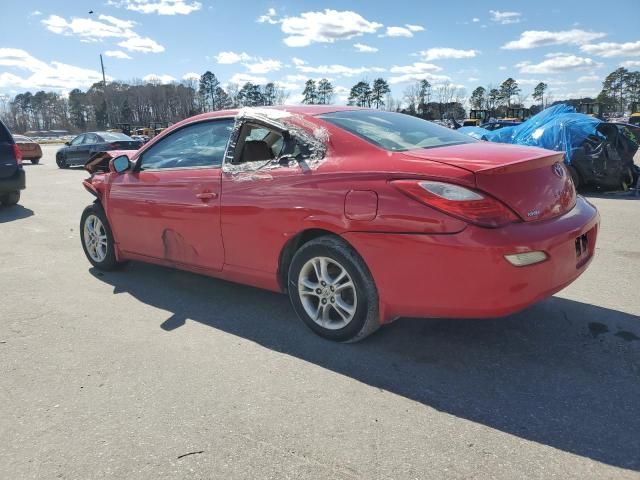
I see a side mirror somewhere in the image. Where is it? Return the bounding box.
[65,141,71,146]
[110,155,131,174]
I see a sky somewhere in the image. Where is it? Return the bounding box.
[1,0,639,106]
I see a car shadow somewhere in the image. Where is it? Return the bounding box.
[583,190,640,201]
[90,263,640,471]
[0,204,34,223]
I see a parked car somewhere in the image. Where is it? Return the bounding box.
[481,120,522,131]
[13,134,43,164]
[56,131,142,168]
[80,106,599,342]
[0,119,25,206]
[131,134,150,144]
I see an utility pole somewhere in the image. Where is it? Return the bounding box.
[100,54,110,128]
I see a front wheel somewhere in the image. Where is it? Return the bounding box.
[56,153,68,169]
[80,204,121,270]
[31,158,40,164]
[288,236,380,342]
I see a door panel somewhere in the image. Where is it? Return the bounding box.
[107,168,224,270]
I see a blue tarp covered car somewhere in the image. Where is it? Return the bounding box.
[459,104,638,190]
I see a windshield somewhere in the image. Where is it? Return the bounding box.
[319,110,476,152]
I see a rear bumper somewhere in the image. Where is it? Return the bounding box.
[0,169,26,193]
[343,196,599,323]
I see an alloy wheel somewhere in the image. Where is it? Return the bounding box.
[297,256,357,330]
[83,214,108,263]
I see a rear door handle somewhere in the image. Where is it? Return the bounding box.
[196,192,218,201]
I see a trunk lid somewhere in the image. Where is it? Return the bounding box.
[402,142,576,222]
[0,120,17,179]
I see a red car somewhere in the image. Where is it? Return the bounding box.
[80,106,599,342]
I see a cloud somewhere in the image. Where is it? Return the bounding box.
[30,10,42,16]
[502,29,607,50]
[0,48,107,91]
[499,66,507,70]
[516,53,601,74]
[42,14,164,53]
[472,17,480,23]
[621,60,640,68]
[296,64,385,77]
[380,25,424,38]
[418,48,477,61]
[143,73,176,83]
[291,57,306,66]
[257,7,278,24]
[274,81,300,91]
[388,62,449,84]
[354,43,378,53]
[515,78,567,86]
[389,62,442,74]
[283,74,308,82]
[243,58,283,74]
[489,10,521,25]
[581,40,640,58]
[104,50,132,59]
[229,73,268,85]
[117,36,164,53]
[214,51,251,64]
[279,9,382,47]
[577,75,600,83]
[108,0,202,15]
[182,72,201,81]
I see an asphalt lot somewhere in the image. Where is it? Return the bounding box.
[1,144,639,479]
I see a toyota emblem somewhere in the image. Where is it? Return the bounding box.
[552,163,565,178]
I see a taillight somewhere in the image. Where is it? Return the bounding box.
[13,144,22,165]
[391,180,520,228]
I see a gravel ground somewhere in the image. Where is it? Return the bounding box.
[1,145,639,479]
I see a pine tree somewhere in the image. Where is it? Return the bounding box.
[371,78,390,109]
[302,80,317,104]
[499,78,520,107]
[316,79,334,104]
[532,82,548,107]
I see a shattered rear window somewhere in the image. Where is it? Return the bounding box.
[319,110,476,152]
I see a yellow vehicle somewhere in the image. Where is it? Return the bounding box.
[505,107,530,122]
[578,102,603,119]
[629,102,640,126]
[462,109,489,127]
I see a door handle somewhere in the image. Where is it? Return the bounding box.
[196,192,218,201]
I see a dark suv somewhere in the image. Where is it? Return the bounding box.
[0,119,25,206]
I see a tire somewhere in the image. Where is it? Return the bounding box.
[80,204,122,270]
[288,235,380,342]
[31,158,40,164]
[620,167,634,191]
[56,153,68,169]
[567,165,581,190]
[0,191,20,206]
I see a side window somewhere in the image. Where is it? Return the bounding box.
[234,123,285,164]
[70,135,85,146]
[84,134,98,144]
[139,119,234,170]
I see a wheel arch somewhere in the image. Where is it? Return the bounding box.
[277,228,358,292]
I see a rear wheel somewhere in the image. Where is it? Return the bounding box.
[80,204,121,270]
[620,167,634,191]
[0,191,20,206]
[288,236,380,342]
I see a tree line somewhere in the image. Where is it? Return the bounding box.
[1,67,639,134]
[0,71,288,133]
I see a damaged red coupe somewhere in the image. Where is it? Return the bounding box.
[80,106,599,342]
